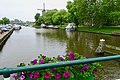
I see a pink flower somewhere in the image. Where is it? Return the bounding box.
[17,75,25,80]
[31,59,38,65]
[66,54,69,56]
[69,52,76,60]
[85,55,89,59]
[69,52,74,56]
[70,56,76,60]
[81,65,89,72]
[40,60,45,64]
[21,72,25,74]
[29,73,33,78]
[17,78,23,80]
[59,57,64,61]
[34,72,40,79]
[20,75,25,78]
[54,73,61,79]
[42,56,46,58]
[11,73,17,78]
[94,68,98,72]
[44,72,51,79]
[83,65,89,70]
[51,68,56,71]
[63,71,70,78]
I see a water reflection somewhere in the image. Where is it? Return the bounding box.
[39,29,120,56]
[36,29,120,79]
[40,30,99,57]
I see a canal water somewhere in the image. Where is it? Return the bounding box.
[0,26,120,79]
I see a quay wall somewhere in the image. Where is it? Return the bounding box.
[0,28,14,49]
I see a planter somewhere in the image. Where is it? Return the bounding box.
[76,75,94,80]
[14,52,101,80]
[24,75,94,80]
[51,75,94,80]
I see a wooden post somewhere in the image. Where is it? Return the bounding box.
[95,39,105,54]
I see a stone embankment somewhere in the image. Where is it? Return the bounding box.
[0,28,14,48]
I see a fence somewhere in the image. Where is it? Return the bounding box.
[0,55,120,80]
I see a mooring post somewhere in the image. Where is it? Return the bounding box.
[4,77,10,80]
[95,39,105,54]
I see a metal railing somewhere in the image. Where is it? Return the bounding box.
[0,55,120,79]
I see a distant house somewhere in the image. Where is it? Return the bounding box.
[10,19,25,26]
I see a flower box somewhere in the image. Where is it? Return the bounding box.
[23,75,94,80]
[12,52,101,80]
[48,75,94,80]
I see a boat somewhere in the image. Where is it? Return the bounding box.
[13,25,21,30]
[65,23,76,31]
[41,24,46,28]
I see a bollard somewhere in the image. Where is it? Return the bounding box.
[95,39,105,54]
[4,77,10,80]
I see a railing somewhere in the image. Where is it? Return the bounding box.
[0,55,120,80]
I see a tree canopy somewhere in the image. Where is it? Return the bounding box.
[35,13,40,21]
[0,17,10,25]
[34,0,120,27]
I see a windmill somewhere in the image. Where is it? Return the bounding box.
[37,3,46,16]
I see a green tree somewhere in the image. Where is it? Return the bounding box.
[39,16,45,24]
[43,9,58,24]
[2,17,10,25]
[109,11,120,25]
[52,9,68,25]
[35,13,40,21]
[52,12,61,25]
[69,0,120,27]
[35,19,41,26]
[0,20,3,24]
[66,1,79,26]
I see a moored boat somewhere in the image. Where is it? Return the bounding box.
[65,23,76,31]
[13,25,21,30]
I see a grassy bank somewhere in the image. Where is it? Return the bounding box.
[57,25,120,34]
[77,26,120,34]
[57,25,66,29]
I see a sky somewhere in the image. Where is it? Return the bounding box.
[0,0,72,22]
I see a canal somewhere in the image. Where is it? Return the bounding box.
[0,26,120,79]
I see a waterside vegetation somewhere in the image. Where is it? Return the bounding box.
[77,26,120,34]
[57,25,120,34]
[34,0,120,28]
[33,0,120,35]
